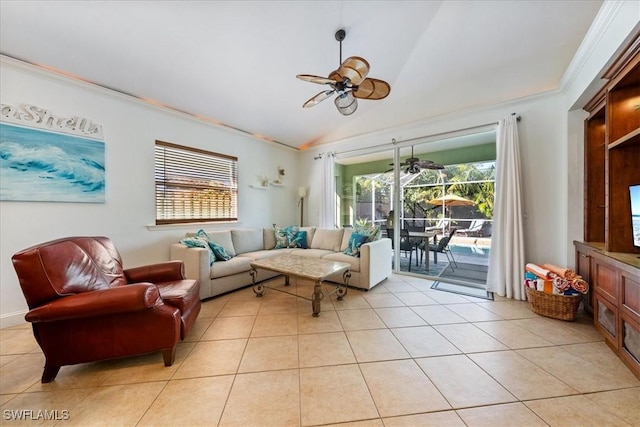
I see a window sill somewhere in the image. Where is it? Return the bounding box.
[146,220,241,231]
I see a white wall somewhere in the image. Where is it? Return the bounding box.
[0,57,300,327]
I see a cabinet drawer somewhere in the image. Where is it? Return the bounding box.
[621,271,640,323]
[594,294,618,349]
[593,257,619,304]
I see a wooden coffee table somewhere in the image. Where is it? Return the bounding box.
[249,254,351,316]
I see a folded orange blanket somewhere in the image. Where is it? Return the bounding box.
[525,263,551,279]
[542,263,578,280]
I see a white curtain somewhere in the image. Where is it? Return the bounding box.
[319,153,335,228]
[486,115,525,299]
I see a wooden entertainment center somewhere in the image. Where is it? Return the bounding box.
[574,34,640,379]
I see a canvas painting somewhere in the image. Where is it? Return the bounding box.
[0,122,105,203]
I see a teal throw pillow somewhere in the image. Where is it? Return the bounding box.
[343,232,368,257]
[289,230,308,248]
[209,241,232,261]
[180,236,215,266]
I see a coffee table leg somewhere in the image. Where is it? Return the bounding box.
[336,270,351,300]
[312,281,323,317]
[250,268,265,297]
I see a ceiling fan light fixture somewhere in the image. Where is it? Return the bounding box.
[335,91,357,115]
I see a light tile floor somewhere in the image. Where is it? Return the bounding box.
[1,274,639,426]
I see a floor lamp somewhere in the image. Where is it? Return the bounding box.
[298,187,306,226]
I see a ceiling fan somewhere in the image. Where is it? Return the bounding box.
[387,146,445,174]
[296,29,391,116]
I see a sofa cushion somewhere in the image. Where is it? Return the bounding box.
[210,257,252,279]
[289,248,335,258]
[310,228,344,252]
[187,230,236,257]
[322,252,361,273]
[237,248,294,261]
[231,229,264,254]
[207,231,236,257]
[340,228,354,252]
[263,228,276,250]
[300,226,316,247]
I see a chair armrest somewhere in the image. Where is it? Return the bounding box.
[25,283,162,323]
[124,260,185,283]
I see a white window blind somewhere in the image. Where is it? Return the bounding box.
[155,141,238,224]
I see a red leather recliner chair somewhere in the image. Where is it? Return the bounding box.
[11,236,201,383]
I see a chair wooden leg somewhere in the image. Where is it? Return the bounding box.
[41,364,60,383]
[163,346,177,367]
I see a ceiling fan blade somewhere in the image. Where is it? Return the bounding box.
[353,77,391,100]
[422,164,445,170]
[296,74,337,85]
[337,56,370,86]
[302,89,335,108]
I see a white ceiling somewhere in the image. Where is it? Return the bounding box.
[0,1,603,150]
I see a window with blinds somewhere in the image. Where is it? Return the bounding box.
[155,141,238,224]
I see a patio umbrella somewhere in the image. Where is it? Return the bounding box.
[427,194,475,207]
[427,194,475,234]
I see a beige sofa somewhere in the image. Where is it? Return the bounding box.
[170,227,392,300]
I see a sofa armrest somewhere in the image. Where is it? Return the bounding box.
[25,283,162,323]
[359,238,392,288]
[124,261,185,283]
[170,243,209,284]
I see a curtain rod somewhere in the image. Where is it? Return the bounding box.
[331,113,521,158]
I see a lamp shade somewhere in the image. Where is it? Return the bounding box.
[298,186,306,198]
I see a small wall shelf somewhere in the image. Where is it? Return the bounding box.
[249,185,268,190]
[270,183,284,187]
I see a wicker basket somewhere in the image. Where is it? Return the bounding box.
[525,287,582,321]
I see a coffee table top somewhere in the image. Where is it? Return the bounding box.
[250,254,350,281]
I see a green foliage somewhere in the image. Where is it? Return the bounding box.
[353,161,495,222]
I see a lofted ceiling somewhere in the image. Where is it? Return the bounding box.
[0,1,603,150]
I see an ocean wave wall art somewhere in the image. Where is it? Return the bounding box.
[0,123,105,203]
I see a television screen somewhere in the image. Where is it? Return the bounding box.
[631,184,640,248]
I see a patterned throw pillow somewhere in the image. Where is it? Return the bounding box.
[275,225,299,249]
[180,236,215,266]
[343,232,368,257]
[289,230,308,248]
[354,224,381,243]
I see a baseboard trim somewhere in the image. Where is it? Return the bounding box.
[1,310,28,329]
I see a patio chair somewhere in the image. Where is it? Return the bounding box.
[425,219,449,233]
[455,220,485,236]
[427,228,458,271]
[387,228,420,271]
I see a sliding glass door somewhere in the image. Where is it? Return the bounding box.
[334,130,496,288]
